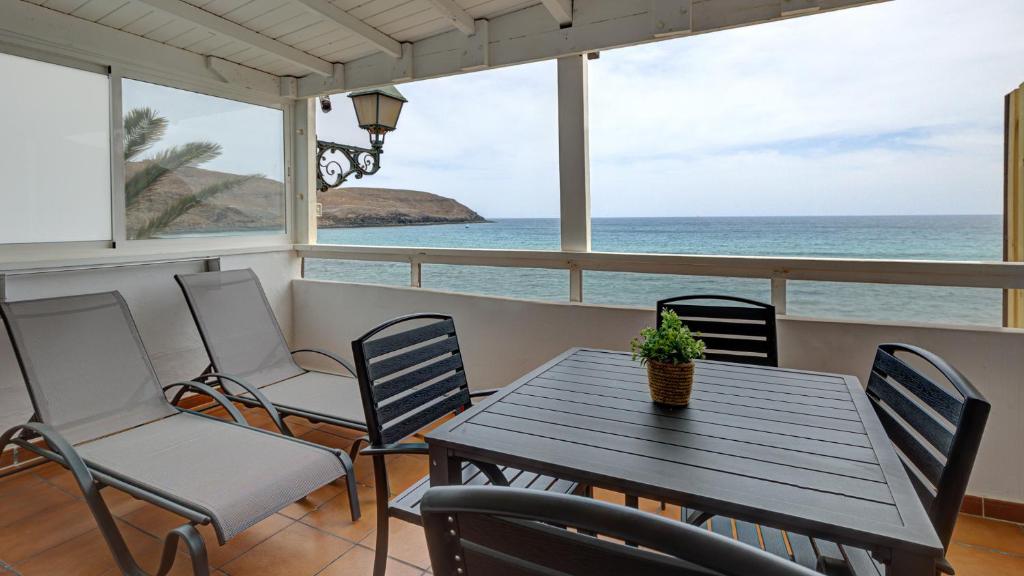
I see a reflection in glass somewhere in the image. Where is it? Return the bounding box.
[122,80,285,239]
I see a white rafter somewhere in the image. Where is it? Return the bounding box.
[134,0,333,76]
[540,0,573,26]
[426,0,475,35]
[293,0,403,58]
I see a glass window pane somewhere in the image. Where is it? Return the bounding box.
[423,265,567,301]
[0,53,110,244]
[584,272,769,308]
[122,79,285,239]
[304,259,409,287]
[787,282,1001,326]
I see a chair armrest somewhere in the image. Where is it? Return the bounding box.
[163,381,248,426]
[470,388,500,399]
[0,423,96,496]
[195,373,291,435]
[361,442,430,456]
[361,442,510,486]
[291,348,357,379]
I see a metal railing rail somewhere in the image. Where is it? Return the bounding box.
[297,244,1024,320]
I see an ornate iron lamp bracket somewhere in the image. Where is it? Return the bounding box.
[316,139,382,192]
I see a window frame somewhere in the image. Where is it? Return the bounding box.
[0,42,295,258]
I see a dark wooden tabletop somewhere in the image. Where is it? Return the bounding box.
[426,348,943,563]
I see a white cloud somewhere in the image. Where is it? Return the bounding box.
[317,0,1024,218]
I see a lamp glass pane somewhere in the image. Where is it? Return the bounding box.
[376,95,404,131]
[351,93,379,129]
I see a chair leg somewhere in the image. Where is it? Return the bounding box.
[372,454,391,576]
[156,524,209,576]
[345,467,361,521]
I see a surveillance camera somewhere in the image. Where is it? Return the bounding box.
[319,95,332,113]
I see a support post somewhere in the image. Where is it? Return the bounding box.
[771,277,787,315]
[411,260,422,288]
[1004,84,1024,328]
[558,55,591,302]
[293,98,318,245]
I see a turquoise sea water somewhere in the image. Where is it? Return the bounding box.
[309,215,1004,326]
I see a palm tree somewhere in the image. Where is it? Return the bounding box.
[123,107,259,239]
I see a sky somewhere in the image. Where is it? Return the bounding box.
[322,0,1024,219]
[123,78,285,181]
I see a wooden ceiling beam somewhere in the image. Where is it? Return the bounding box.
[135,0,333,76]
[293,0,403,58]
[426,0,476,35]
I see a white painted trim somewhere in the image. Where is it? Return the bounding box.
[425,0,476,35]
[297,244,1024,290]
[297,0,888,96]
[541,0,573,26]
[557,55,591,253]
[134,0,331,76]
[293,0,403,58]
[0,244,294,274]
[0,1,281,101]
[110,66,127,246]
[292,99,318,244]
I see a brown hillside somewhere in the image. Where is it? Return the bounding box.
[125,162,485,236]
[317,187,487,228]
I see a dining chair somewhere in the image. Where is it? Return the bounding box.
[422,485,820,576]
[682,343,990,575]
[656,294,778,366]
[350,313,584,576]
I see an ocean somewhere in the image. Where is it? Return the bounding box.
[308,215,1004,326]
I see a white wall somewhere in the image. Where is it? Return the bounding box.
[293,279,1024,504]
[0,250,300,433]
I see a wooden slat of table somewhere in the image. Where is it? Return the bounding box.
[505,390,879,463]
[487,403,885,482]
[513,384,873,448]
[428,348,943,562]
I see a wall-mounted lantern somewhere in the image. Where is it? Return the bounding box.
[316,85,407,192]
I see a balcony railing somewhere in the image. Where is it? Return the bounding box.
[297,244,1024,326]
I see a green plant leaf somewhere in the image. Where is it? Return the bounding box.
[123,107,168,161]
[630,309,706,365]
[125,141,223,208]
[129,174,260,239]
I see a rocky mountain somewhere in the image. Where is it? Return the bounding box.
[317,187,487,228]
[124,162,486,236]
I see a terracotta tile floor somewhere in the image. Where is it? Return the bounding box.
[1,408,1021,575]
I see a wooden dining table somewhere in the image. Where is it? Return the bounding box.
[425,347,944,575]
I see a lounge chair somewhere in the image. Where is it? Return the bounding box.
[351,313,586,576]
[421,485,820,576]
[175,269,367,455]
[0,292,360,576]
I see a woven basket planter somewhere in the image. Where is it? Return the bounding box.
[646,360,695,406]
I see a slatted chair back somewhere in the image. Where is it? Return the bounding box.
[422,486,819,576]
[0,292,177,445]
[176,269,305,390]
[866,344,989,550]
[657,295,778,366]
[352,314,471,447]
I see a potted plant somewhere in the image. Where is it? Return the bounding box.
[631,309,706,406]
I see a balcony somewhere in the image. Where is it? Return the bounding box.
[1,404,1021,575]
[2,0,1024,575]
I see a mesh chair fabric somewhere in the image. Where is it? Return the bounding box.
[77,412,346,542]
[1,292,177,445]
[177,269,304,390]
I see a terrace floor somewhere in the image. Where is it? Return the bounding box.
[1,406,1021,575]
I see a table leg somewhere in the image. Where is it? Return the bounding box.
[429,444,463,486]
[886,551,936,576]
